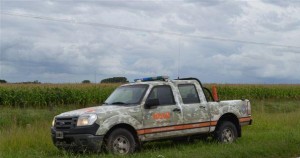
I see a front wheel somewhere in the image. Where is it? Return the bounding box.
[106,128,138,155]
[214,121,238,143]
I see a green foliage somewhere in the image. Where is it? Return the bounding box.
[0,100,300,158]
[0,84,118,108]
[1,83,300,108]
[82,80,91,84]
[0,79,7,83]
[205,84,300,100]
[101,77,128,83]
[20,80,41,84]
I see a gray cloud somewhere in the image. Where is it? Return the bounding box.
[1,0,300,83]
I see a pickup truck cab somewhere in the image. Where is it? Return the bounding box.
[51,76,252,154]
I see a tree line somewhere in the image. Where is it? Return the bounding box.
[0,77,128,84]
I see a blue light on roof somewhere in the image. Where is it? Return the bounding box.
[134,76,169,82]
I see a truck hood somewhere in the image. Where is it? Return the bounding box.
[56,105,133,117]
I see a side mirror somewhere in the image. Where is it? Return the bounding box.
[145,99,159,109]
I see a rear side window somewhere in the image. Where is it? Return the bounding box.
[178,84,200,104]
[147,85,175,105]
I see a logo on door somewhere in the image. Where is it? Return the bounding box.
[152,112,171,120]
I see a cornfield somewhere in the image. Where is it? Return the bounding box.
[212,84,300,100]
[0,83,118,108]
[0,83,300,108]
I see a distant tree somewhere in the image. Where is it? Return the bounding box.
[21,80,41,84]
[33,80,40,84]
[82,80,91,84]
[101,77,128,83]
[0,79,7,83]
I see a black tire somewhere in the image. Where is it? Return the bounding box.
[106,128,138,155]
[214,121,238,143]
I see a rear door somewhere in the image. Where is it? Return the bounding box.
[141,85,183,140]
[177,82,211,134]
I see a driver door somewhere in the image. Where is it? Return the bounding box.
[141,85,183,140]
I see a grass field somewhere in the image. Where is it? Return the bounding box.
[1,83,300,108]
[1,99,300,158]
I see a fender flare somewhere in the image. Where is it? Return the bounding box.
[96,115,142,135]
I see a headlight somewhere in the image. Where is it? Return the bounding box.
[52,117,55,127]
[77,114,97,126]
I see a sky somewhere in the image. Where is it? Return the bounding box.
[1,0,300,83]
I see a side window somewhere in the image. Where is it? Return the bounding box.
[178,84,200,104]
[147,85,175,105]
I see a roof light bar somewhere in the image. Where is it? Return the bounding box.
[134,76,169,82]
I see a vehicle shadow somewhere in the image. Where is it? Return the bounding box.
[141,137,216,152]
[58,137,217,157]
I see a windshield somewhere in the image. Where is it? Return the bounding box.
[104,84,149,105]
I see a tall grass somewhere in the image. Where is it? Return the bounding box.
[0,83,118,108]
[0,100,300,158]
[214,84,300,100]
[1,83,300,108]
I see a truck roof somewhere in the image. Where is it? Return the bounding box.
[127,76,203,87]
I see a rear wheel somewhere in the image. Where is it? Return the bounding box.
[106,128,138,155]
[214,121,237,143]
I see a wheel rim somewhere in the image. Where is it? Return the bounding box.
[221,128,234,143]
[112,136,130,154]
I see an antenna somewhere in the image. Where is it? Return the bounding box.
[177,36,181,79]
[0,43,2,80]
[94,70,97,83]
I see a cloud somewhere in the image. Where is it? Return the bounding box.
[1,0,300,83]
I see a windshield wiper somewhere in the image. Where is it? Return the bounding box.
[110,102,129,105]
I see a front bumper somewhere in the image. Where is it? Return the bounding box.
[51,124,103,152]
[51,132,104,152]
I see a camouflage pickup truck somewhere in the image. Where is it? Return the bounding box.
[51,76,252,154]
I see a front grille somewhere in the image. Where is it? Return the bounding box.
[55,117,78,130]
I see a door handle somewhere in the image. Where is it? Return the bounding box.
[199,106,206,109]
[173,108,181,113]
